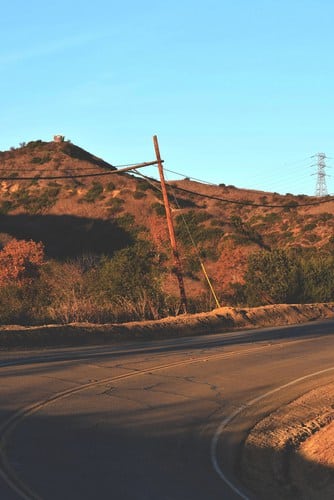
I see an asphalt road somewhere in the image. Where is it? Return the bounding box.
[1,319,334,500]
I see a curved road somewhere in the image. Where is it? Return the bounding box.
[1,319,334,500]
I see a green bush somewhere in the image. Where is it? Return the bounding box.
[263,212,281,223]
[106,197,125,215]
[230,215,265,248]
[136,179,152,191]
[299,253,334,302]
[243,248,334,306]
[86,240,166,319]
[151,202,165,216]
[175,211,220,247]
[318,213,333,223]
[304,233,320,243]
[105,182,116,192]
[303,223,316,232]
[0,201,14,215]
[133,190,147,199]
[0,280,51,325]
[12,186,60,214]
[30,155,51,164]
[244,249,302,306]
[80,182,104,203]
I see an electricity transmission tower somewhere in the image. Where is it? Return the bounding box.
[313,153,328,197]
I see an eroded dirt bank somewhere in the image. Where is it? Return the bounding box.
[241,383,334,499]
[0,302,333,348]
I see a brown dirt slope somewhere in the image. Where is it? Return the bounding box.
[241,383,334,499]
[1,139,334,298]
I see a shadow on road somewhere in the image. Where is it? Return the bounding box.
[1,401,333,500]
[1,318,334,369]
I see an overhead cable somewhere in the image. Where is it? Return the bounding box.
[165,182,334,208]
[0,160,161,181]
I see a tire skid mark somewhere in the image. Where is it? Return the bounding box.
[0,336,327,500]
[0,344,271,500]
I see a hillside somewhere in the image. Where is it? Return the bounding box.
[0,139,334,313]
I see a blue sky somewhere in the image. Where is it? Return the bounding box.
[1,0,333,195]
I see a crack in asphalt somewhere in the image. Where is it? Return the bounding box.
[98,390,155,410]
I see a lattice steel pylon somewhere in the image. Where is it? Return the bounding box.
[314,152,328,197]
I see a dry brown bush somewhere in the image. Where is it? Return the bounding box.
[0,239,44,287]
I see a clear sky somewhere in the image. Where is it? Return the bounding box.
[1,0,333,195]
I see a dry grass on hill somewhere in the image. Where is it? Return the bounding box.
[0,140,334,300]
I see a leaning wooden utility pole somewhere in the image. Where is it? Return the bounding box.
[153,135,188,314]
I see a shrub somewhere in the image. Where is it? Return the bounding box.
[115,214,146,237]
[299,253,334,302]
[283,201,298,210]
[303,223,316,232]
[80,182,104,203]
[230,215,266,248]
[105,182,116,192]
[30,155,51,164]
[263,212,281,223]
[133,190,147,199]
[106,197,125,215]
[281,231,294,241]
[86,240,165,319]
[171,196,197,209]
[243,248,334,306]
[318,213,333,223]
[0,201,14,215]
[0,239,45,287]
[26,140,44,148]
[304,233,320,243]
[136,179,151,191]
[151,202,165,216]
[12,186,60,213]
[244,249,302,306]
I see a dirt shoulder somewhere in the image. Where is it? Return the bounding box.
[0,302,333,349]
[241,383,334,499]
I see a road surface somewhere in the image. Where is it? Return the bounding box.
[1,319,334,499]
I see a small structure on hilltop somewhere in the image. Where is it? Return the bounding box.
[53,135,65,143]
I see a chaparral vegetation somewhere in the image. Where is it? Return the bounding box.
[0,139,333,325]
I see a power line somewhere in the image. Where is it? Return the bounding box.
[0,167,111,173]
[164,182,334,208]
[132,169,163,193]
[163,157,316,184]
[129,166,334,208]
[131,168,334,208]
[2,153,333,208]
[0,160,161,181]
[0,162,152,174]
[164,168,216,185]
